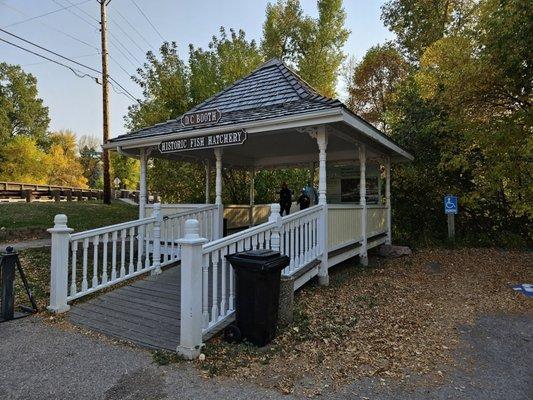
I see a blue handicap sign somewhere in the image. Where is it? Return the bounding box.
[444,195,458,214]
[512,284,533,298]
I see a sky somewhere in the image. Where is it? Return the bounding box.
[0,0,394,140]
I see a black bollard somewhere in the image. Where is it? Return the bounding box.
[1,246,17,321]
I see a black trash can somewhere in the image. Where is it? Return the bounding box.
[225,249,289,346]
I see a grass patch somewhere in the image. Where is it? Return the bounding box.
[151,350,186,366]
[0,201,138,241]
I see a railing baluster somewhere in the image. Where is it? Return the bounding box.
[299,218,304,268]
[82,237,89,291]
[120,228,126,277]
[92,235,99,288]
[144,223,150,269]
[211,250,219,324]
[128,227,134,274]
[137,225,143,271]
[70,240,78,296]
[202,254,209,328]
[228,244,235,311]
[220,247,227,316]
[102,233,109,284]
[111,231,117,281]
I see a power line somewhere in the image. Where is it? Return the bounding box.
[0,38,100,83]
[112,5,155,51]
[52,0,142,66]
[2,0,92,28]
[22,52,99,67]
[130,0,165,42]
[0,29,138,102]
[0,27,100,74]
[0,0,100,51]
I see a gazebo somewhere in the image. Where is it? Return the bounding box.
[48,59,413,357]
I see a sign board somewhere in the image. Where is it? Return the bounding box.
[444,195,458,214]
[181,109,221,127]
[158,129,247,154]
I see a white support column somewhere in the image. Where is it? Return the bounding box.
[359,144,368,266]
[48,214,73,313]
[316,126,329,286]
[268,203,282,252]
[385,156,392,245]
[214,148,224,239]
[204,160,211,204]
[139,148,147,219]
[176,219,207,360]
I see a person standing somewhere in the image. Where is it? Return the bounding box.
[279,182,292,216]
[297,189,311,210]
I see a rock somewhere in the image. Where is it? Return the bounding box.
[378,244,412,258]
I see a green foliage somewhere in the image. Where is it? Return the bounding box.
[0,62,50,148]
[261,0,350,97]
[78,135,102,188]
[346,42,409,131]
[0,136,49,183]
[381,0,475,62]
[110,152,139,190]
[374,0,532,246]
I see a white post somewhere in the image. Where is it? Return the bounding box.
[316,127,329,286]
[205,160,210,204]
[377,162,382,205]
[359,144,368,266]
[48,214,73,313]
[385,156,392,245]
[214,148,224,239]
[151,203,162,275]
[139,148,147,219]
[176,219,207,360]
[268,203,282,252]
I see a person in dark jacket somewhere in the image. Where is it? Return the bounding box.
[297,189,311,210]
[279,182,292,216]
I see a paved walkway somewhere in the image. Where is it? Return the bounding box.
[0,238,51,251]
[0,313,530,399]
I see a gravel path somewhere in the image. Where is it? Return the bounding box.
[0,313,530,399]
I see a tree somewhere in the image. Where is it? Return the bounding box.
[46,131,87,187]
[110,152,139,190]
[381,0,476,62]
[261,0,350,97]
[347,43,408,131]
[0,136,49,183]
[78,135,102,188]
[0,63,50,148]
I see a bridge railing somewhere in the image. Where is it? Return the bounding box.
[47,204,219,311]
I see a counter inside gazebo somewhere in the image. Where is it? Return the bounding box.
[47,59,412,357]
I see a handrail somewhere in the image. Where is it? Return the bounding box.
[163,204,217,220]
[203,219,276,253]
[281,204,323,223]
[328,203,364,209]
[70,216,156,240]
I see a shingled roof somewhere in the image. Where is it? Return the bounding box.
[110,58,344,143]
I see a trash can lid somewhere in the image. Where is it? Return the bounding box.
[235,249,280,260]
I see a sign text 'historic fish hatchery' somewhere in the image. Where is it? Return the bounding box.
[158,130,248,154]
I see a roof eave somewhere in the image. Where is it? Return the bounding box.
[340,108,414,162]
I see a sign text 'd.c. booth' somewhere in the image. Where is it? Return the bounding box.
[158,129,248,154]
[181,108,221,127]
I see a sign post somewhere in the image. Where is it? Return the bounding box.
[444,195,458,239]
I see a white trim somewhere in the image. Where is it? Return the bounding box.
[104,109,343,150]
[341,109,414,161]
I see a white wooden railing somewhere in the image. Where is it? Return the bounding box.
[200,218,277,336]
[280,205,323,276]
[366,205,387,237]
[48,203,220,311]
[328,204,363,251]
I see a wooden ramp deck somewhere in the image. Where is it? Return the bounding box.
[70,266,181,351]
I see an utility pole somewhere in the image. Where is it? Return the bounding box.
[99,0,112,204]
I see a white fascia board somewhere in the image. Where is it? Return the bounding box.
[341,109,414,161]
[103,108,344,150]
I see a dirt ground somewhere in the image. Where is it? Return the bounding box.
[199,248,532,396]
